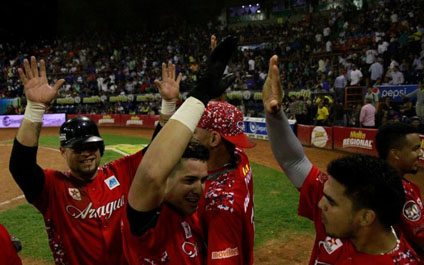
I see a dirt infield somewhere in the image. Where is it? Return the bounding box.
[1,126,423,264]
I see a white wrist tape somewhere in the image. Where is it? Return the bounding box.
[170,97,205,132]
[160,98,177,115]
[24,100,46,123]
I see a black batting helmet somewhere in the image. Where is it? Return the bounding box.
[59,116,105,156]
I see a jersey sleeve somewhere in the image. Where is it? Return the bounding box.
[126,202,161,236]
[398,182,424,246]
[298,165,327,221]
[105,149,144,183]
[206,210,243,264]
[0,224,22,265]
[31,169,59,215]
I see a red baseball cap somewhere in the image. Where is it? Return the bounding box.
[197,101,256,148]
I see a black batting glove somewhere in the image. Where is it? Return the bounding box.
[11,236,22,253]
[218,73,236,93]
[189,36,238,105]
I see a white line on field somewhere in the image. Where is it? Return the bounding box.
[0,195,25,207]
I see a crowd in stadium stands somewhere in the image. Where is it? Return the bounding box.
[1,0,424,128]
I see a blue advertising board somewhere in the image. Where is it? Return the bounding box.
[243,117,295,140]
[374,85,418,102]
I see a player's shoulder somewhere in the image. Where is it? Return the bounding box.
[402,179,422,198]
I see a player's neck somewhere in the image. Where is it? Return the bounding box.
[70,171,98,184]
[207,147,233,172]
[351,225,399,255]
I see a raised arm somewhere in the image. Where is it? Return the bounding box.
[128,36,238,212]
[9,56,64,202]
[154,60,182,126]
[263,55,312,189]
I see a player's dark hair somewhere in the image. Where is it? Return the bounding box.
[327,154,404,229]
[181,138,209,161]
[376,122,417,160]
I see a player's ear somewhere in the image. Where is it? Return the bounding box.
[357,209,376,227]
[389,149,400,160]
[210,131,221,148]
[59,147,66,156]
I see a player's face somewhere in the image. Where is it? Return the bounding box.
[166,159,208,215]
[60,143,101,181]
[318,176,357,239]
[397,133,422,175]
[193,127,211,148]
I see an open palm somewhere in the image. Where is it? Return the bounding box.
[154,61,181,101]
[18,56,64,105]
[262,55,283,114]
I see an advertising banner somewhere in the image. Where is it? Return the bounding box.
[67,114,159,128]
[243,117,295,140]
[121,114,159,128]
[0,114,66,128]
[67,114,122,126]
[297,125,312,146]
[374,85,418,102]
[333,126,378,155]
[310,126,333,150]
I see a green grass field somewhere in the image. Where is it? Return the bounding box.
[0,134,313,263]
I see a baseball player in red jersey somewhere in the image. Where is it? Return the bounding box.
[376,122,424,256]
[194,101,255,265]
[121,35,238,265]
[263,55,422,264]
[0,223,22,265]
[8,57,179,265]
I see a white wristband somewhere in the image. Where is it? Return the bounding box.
[170,97,205,132]
[160,98,177,115]
[23,100,46,123]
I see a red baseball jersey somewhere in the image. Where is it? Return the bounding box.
[396,179,424,252]
[32,150,143,265]
[0,223,22,265]
[121,203,206,264]
[298,165,422,265]
[197,148,254,265]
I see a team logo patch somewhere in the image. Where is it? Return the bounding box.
[181,221,192,239]
[182,241,198,258]
[319,236,343,255]
[68,188,81,201]
[211,247,239,259]
[403,200,421,222]
[104,176,120,190]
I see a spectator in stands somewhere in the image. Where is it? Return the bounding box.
[369,58,384,85]
[364,86,378,106]
[360,98,376,128]
[316,101,329,126]
[399,97,415,119]
[410,116,424,134]
[406,80,424,121]
[389,66,405,85]
[350,64,363,86]
[334,70,347,104]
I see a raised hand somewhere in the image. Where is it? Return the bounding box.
[18,56,64,105]
[210,35,217,51]
[263,55,283,114]
[189,35,238,105]
[154,61,182,101]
